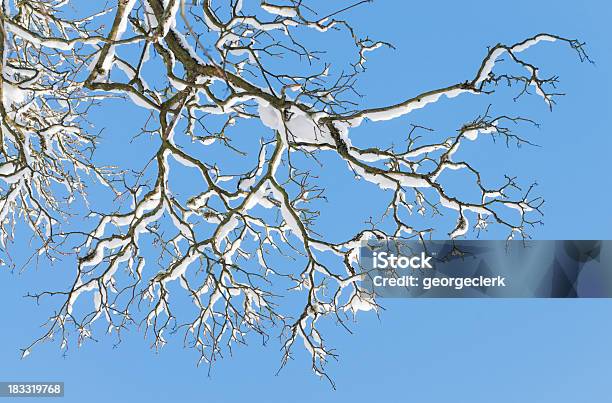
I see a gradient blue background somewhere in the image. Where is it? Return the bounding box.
[1,1,611,402]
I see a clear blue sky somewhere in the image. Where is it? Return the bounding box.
[1,1,611,402]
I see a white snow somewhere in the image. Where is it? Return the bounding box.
[360,88,471,122]
[161,250,199,284]
[257,100,282,130]
[101,0,137,73]
[449,214,468,238]
[512,35,557,53]
[160,0,180,37]
[2,82,28,107]
[344,292,376,313]
[5,21,100,50]
[475,35,558,86]
[0,161,15,176]
[261,3,298,18]
[475,47,506,86]
[463,124,496,141]
[269,183,303,240]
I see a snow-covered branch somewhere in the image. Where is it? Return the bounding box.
[1,0,590,384]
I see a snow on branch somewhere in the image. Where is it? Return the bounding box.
[0,0,590,386]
